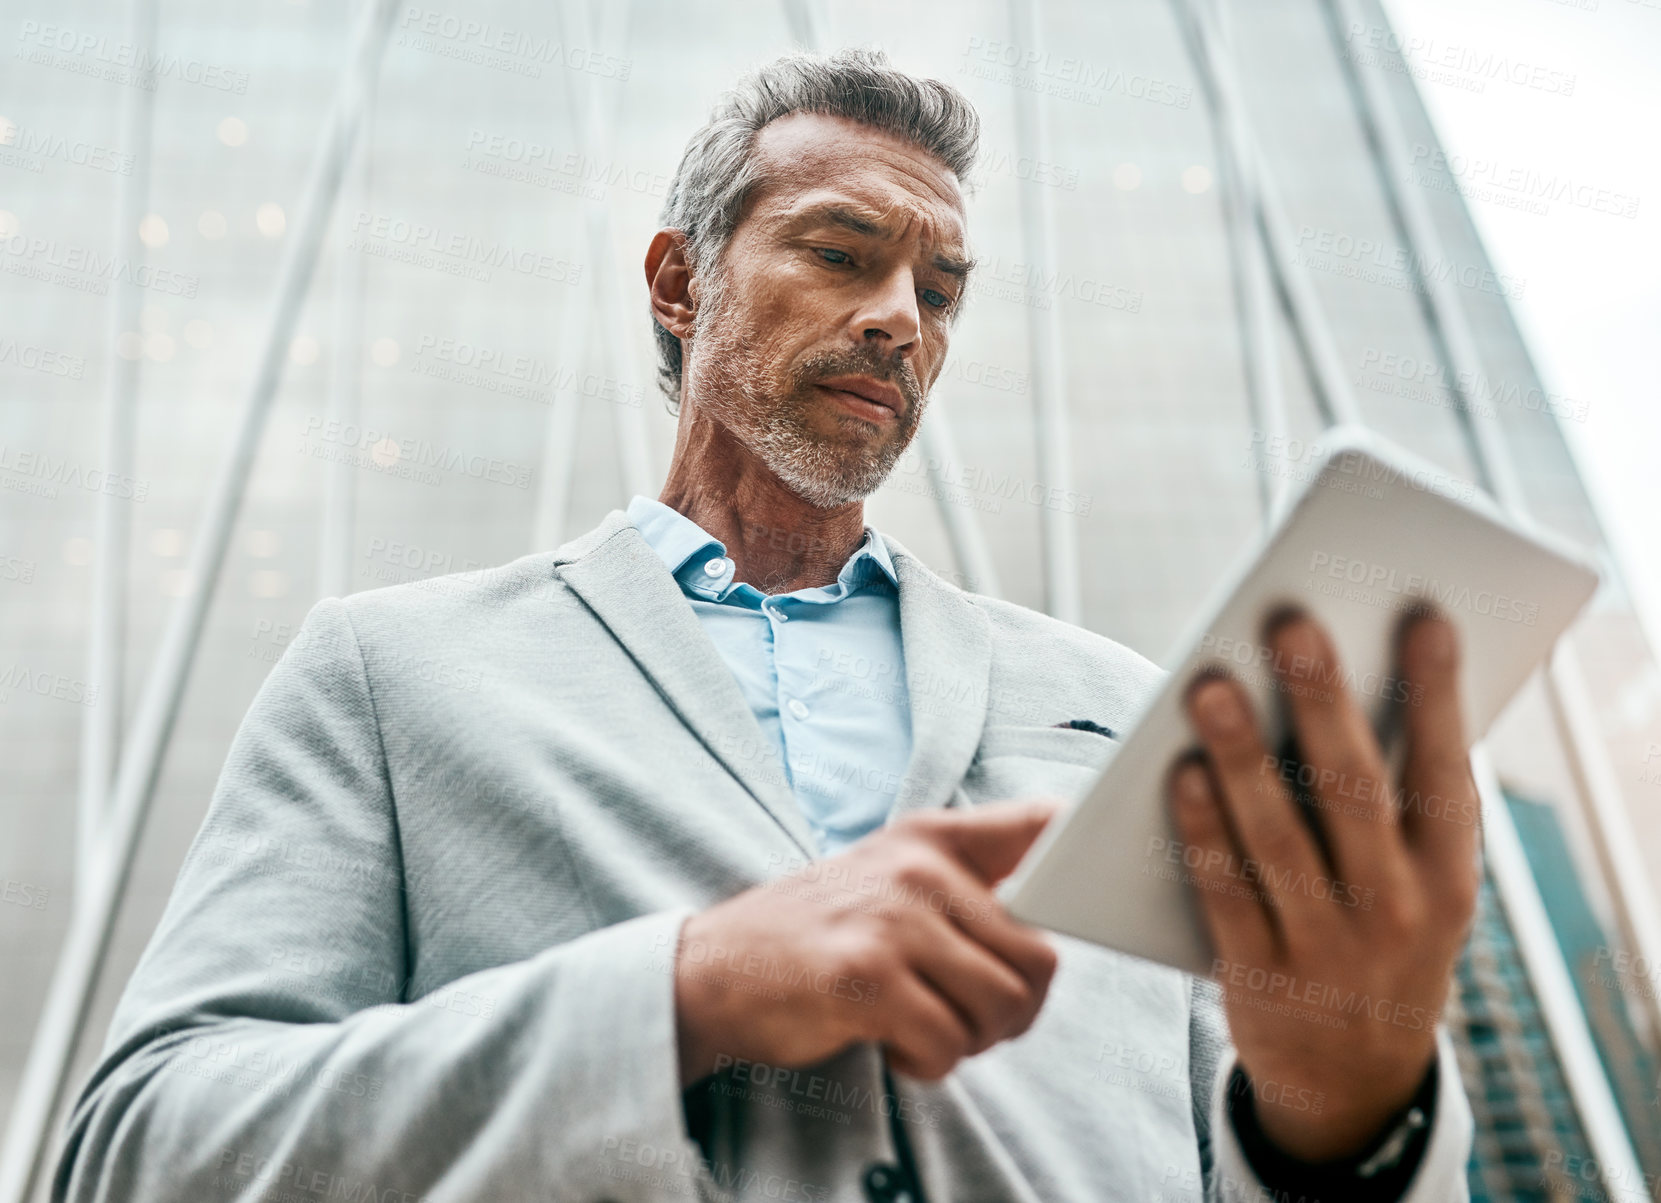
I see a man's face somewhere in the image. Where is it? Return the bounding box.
[682,112,972,508]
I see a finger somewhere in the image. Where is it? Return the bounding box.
[903,798,1064,887]
[1395,613,1482,886]
[878,973,977,1081]
[1168,754,1278,966]
[899,848,1060,996]
[900,919,1048,1054]
[1184,673,1326,913]
[1266,613,1407,891]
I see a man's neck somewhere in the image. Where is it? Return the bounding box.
[657,428,868,595]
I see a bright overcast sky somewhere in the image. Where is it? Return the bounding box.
[1382,0,1661,670]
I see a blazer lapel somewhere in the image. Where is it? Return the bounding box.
[883,535,993,819]
[555,511,818,857]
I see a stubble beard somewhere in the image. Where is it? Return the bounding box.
[685,270,927,509]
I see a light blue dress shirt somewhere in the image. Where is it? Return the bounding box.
[625,495,913,855]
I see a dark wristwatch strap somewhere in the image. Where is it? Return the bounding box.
[1226,1058,1439,1201]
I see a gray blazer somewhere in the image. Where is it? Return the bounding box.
[53,508,1472,1202]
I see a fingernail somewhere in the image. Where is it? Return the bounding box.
[1172,758,1212,809]
[1193,680,1247,738]
[1187,663,1230,694]
[1416,615,1457,667]
[1262,604,1307,642]
[1265,609,1322,670]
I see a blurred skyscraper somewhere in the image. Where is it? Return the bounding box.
[2,0,1659,1199]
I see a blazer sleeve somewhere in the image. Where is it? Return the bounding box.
[1189,975,1476,1201]
[52,597,708,1203]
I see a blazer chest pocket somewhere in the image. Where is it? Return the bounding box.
[963,723,1119,804]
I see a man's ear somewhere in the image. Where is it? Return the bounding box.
[645,229,697,339]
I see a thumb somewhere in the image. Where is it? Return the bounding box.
[910,797,1065,886]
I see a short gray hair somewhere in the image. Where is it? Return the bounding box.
[652,46,981,406]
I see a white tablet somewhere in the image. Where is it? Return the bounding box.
[996,426,1601,976]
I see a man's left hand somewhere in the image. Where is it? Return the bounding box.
[1168,609,1482,1163]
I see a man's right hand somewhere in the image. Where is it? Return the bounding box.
[673,799,1062,1087]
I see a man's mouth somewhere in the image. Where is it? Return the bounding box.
[815,375,906,422]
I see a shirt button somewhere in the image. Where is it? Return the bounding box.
[702,557,729,577]
[787,698,810,720]
[862,1163,915,1202]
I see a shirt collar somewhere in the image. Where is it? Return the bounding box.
[624,494,898,597]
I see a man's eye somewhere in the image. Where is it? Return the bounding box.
[816,248,853,265]
[921,288,955,311]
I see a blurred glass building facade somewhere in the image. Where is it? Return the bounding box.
[3,0,1661,1199]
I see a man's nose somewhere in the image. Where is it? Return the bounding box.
[850,268,921,355]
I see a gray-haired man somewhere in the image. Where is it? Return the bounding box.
[57,48,1476,1202]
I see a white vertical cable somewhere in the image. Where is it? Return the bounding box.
[780,0,825,51]
[1177,0,1362,429]
[555,0,652,505]
[529,325,587,550]
[916,412,1004,597]
[0,4,401,1198]
[1185,0,1290,531]
[1007,0,1081,624]
[77,0,158,891]
[317,0,377,599]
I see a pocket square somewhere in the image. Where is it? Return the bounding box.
[1053,718,1117,739]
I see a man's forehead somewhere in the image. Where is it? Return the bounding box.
[748,112,968,240]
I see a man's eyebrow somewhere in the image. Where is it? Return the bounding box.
[785,202,975,279]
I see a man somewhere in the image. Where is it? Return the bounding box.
[55,48,1478,1202]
